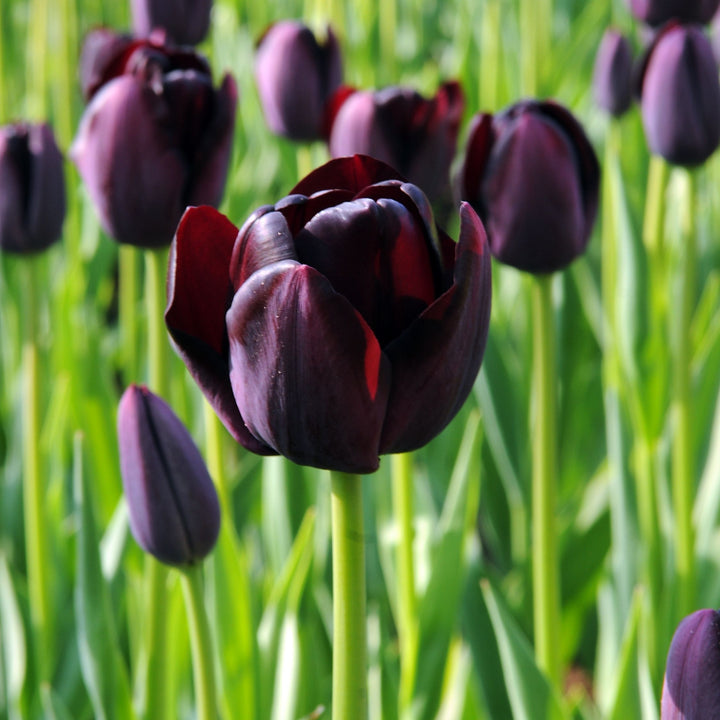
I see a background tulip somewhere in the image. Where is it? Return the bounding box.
[661,609,720,719]
[0,122,66,254]
[626,0,720,26]
[593,30,634,117]
[637,23,720,166]
[327,82,463,202]
[255,21,342,141]
[457,99,600,274]
[166,155,491,473]
[117,384,220,566]
[71,36,237,248]
[131,0,212,46]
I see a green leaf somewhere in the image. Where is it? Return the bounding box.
[0,553,25,720]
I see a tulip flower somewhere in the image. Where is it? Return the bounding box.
[117,384,220,566]
[166,155,492,473]
[71,34,237,248]
[593,30,634,117]
[637,22,720,166]
[457,99,600,274]
[626,0,720,26]
[327,82,464,202]
[661,608,720,718]
[131,0,212,46]
[255,21,342,141]
[0,123,66,254]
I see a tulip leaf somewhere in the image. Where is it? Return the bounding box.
[40,685,75,720]
[73,433,137,720]
[0,553,25,720]
[480,580,567,720]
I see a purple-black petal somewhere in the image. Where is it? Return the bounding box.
[226,260,391,473]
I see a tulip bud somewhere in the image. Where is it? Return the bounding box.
[131,0,212,46]
[327,81,464,203]
[254,21,342,141]
[118,385,220,566]
[71,35,237,248]
[661,608,720,719]
[626,0,720,26]
[638,23,720,166]
[0,123,66,254]
[593,30,634,117]
[457,100,600,274]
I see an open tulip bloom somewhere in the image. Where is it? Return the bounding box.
[165,155,492,474]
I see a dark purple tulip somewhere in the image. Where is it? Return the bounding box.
[0,123,66,254]
[255,21,342,141]
[593,30,634,117]
[457,100,600,274]
[637,23,720,166]
[165,155,491,473]
[328,82,464,203]
[661,609,720,719]
[71,36,237,248]
[131,0,212,46]
[118,384,220,566]
[626,0,720,26]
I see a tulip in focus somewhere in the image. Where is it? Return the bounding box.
[0,123,66,254]
[131,0,212,46]
[166,155,492,473]
[593,30,634,117]
[71,33,237,248]
[255,21,342,141]
[661,608,720,719]
[637,22,720,167]
[328,82,464,203]
[626,0,720,26]
[457,100,600,274]
[117,384,220,566]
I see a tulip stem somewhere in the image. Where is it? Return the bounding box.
[330,471,367,720]
[145,247,170,397]
[181,564,219,720]
[21,255,52,682]
[531,273,560,688]
[120,245,139,382]
[204,401,231,516]
[671,169,697,618]
[392,452,418,713]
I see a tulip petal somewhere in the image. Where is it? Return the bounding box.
[0,131,28,252]
[380,202,491,453]
[166,206,274,454]
[459,113,494,211]
[226,260,391,473]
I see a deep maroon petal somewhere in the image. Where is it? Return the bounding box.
[291,154,404,197]
[226,260,391,473]
[380,203,491,453]
[459,113,494,210]
[166,206,274,454]
[0,130,26,252]
[79,28,138,101]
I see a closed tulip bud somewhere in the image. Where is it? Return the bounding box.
[131,0,212,46]
[78,28,137,102]
[255,21,342,141]
[118,385,220,566]
[457,100,600,274]
[166,155,492,473]
[637,22,720,166]
[626,0,720,26]
[328,82,464,203]
[593,30,634,117]
[71,36,237,248]
[0,123,66,254]
[661,608,720,719]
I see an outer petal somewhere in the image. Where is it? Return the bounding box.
[131,0,212,46]
[226,260,391,473]
[291,154,403,197]
[165,206,274,454]
[71,74,188,247]
[0,129,28,252]
[458,113,494,211]
[380,203,491,453]
[593,30,634,117]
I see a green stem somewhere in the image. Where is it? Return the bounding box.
[204,401,230,515]
[331,472,367,720]
[392,453,418,712]
[671,170,697,618]
[21,256,51,682]
[480,0,501,110]
[120,245,139,383]
[531,274,560,687]
[643,155,668,256]
[181,565,219,720]
[145,247,170,397]
[520,0,538,96]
